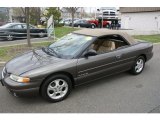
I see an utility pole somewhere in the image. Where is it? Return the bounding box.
[102,9,103,28]
[81,7,83,19]
[26,7,31,47]
[97,8,103,28]
[95,7,97,19]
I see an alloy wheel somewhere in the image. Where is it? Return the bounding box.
[135,58,144,73]
[47,79,68,100]
[7,35,13,41]
[39,32,44,38]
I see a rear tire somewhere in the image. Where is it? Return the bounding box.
[40,74,72,102]
[130,56,145,75]
[91,24,96,29]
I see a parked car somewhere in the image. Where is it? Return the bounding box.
[0,29,153,102]
[71,19,96,28]
[0,23,47,41]
[60,18,80,26]
[88,19,109,28]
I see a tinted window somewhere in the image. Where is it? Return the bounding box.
[12,25,23,29]
[22,24,27,29]
[21,24,35,29]
[83,20,88,23]
[29,25,35,29]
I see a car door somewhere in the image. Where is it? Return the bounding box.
[30,25,37,37]
[114,45,137,72]
[21,24,37,38]
[110,35,137,72]
[21,24,28,38]
[85,20,91,28]
[75,39,117,85]
[11,24,24,38]
[82,20,90,28]
[77,20,84,27]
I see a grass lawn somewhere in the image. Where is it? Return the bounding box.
[55,26,79,38]
[0,42,52,62]
[133,34,160,43]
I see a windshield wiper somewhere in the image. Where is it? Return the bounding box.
[42,47,60,58]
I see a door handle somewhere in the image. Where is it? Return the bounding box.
[116,54,122,59]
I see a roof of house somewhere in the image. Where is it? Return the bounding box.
[73,29,136,44]
[120,7,160,13]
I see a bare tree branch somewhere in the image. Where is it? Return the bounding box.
[20,7,25,15]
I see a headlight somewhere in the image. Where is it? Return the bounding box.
[10,74,30,83]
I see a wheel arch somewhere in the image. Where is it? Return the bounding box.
[40,71,75,92]
[138,54,147,62]
[91,23,96,26]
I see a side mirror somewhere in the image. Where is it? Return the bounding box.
[84,49,97,57]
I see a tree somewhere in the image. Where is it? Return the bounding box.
[29,7,41,25]
[44,7,61,22]
[12,7,41,25]
[25,7,31,47]
[12,7,25,16]
[63,7,79,27]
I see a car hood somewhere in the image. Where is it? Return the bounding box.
[5,49,65,75]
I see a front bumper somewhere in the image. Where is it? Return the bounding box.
[0,76,39,97]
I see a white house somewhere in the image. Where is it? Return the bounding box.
[120,7,160,32]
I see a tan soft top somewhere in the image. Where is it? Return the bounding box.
[73,29,136,45]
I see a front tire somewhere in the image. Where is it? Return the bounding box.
[40,74,72,102]
[39,32,45,38]
[7,34,14,41]
[130,56,145,75]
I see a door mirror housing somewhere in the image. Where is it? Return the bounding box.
[84,49,97,57]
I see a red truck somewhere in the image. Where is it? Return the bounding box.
[88,19,109,28]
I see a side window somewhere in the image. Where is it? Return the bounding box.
[89,35,128,55]
[12,25,23,29]
[83,20,86,23]
[80,20,83,23]
[83,20,88,23]
[22,24,27,29]
[29,25,35,29]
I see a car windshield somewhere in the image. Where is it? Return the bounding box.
[0,23,13,28]
[47,33,93,59]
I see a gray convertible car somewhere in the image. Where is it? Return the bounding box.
[0,29,153,102]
